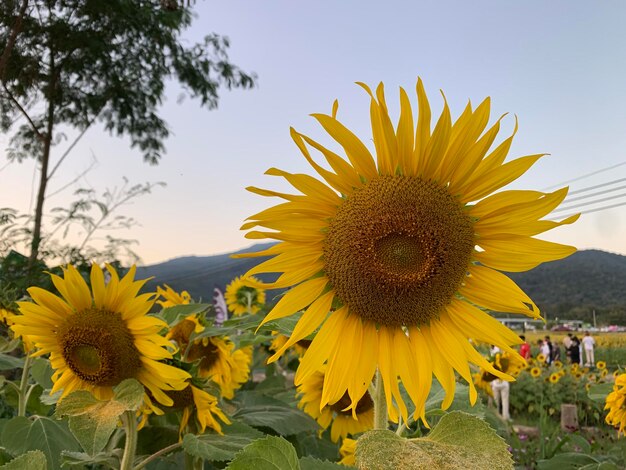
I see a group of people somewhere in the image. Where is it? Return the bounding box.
[519,332,596,367]
[489,331,598,422]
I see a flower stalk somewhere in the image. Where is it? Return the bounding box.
[373,369,388,430]
[120,411,138,470]
[17,353,32,417]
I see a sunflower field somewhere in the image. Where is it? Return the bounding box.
[2,77,626,470]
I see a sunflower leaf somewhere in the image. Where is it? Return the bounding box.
[54,379,144,456]
[1,416,80,470]
[0,450,47,470]
[0,353,23,370]
[232,392,318,435]
[587,383,614,404]
[157,304,213,326]
[226,435,300,470]
[299,456,345,469]
[60,450,119,468]
[355,411,513,470]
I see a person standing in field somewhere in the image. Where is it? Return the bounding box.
[569,336,581,365]
[519,335,531,360]
[582,331,596,366]
[563,333,573,363]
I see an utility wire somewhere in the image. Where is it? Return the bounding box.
[564,184,626,204]
[568,177,626,195]
[550,200,626,220]
[542,161,626,191]
[554,192,626,213]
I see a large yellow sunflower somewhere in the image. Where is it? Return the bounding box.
[186,337,251,399]
[298,366,374,442]
[10,264,190,405]
[606,373,626,435]
[225,275,266,316]
[240,79,578,422]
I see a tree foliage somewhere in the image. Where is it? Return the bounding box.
[0,0,256,267]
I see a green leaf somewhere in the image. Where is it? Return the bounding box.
[260,312,304,336]
[537,452,598,469]
[232,392,318,435]
[0,354,23,370]
[158,304,212,326]
[299,456,345,470]
[424,381,484,417]
[0,450,47,470]
[226,435,300,470]
[356,411,513,470]
[288,432,339,461]
[60,451,119,468]
[181,420,263,462]
[1,416,80,469]
[54,379,144,455]
[30,358,54,390]
[588,383,614,404]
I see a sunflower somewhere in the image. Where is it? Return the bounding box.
[530,367,542,378]
[614,370,622,379]
[224,275,266,316]
[339,438,357,466]
[606,374,626,434]
[156,284,192,308]
[473,372,494,397]
[597,361,607,370]
[298,367,374,442]
[549,373,560,384]
[553,360,563,369]
[240,79,577,420]
[269,331,310,357]
[574,371,583,379]
[150,383,231,437]
[157,286,204,352]
[601,369,609,378]
[571,363,579,372]
[10,264,190,404]
[186,337,251,399]
[536,354,546,364]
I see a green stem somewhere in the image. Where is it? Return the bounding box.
[120,411,138,470]
[132,442,182,470]
[373,369,388,430]
[17,354,32,417]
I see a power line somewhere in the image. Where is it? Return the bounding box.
[542,160,626,191]
[551,200,626,220]
[568,177,626,195]
[554,191,626,213]
[564,184,626,204]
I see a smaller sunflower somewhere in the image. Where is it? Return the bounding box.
[601,369,609,378]
[10,264,190,405]
[186,337,251,399]
[530,367,542,378]
[536,353,546,363]
[298,367,374,443]
[156,285,192,308]
[224,276,266,316]
[614,370,622,379]
[553,360,563,369]
[606,374,626,434]
[597,361,607,370]
[339,438,357,466]
[570,363,579,371]
[473,372,494,397]
[269,331,310,358]
[549,373,560,384]
[574,371,583,379]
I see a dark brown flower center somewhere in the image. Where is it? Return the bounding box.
[323,175,475,326]
[186,339,220,372]
[165,385,194,409]
[329,390,374,416]
[58,309,142,386]
[169,319,197,350]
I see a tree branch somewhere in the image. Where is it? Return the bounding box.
[2,83,45,142]
[0,0,29,81]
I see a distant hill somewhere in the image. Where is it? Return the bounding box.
[139,246,626,324]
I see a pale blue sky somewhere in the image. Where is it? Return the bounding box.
[2,0,626,264]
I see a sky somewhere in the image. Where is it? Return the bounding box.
[2,0,626,265]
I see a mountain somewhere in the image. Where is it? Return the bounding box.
[138,246,626,323]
